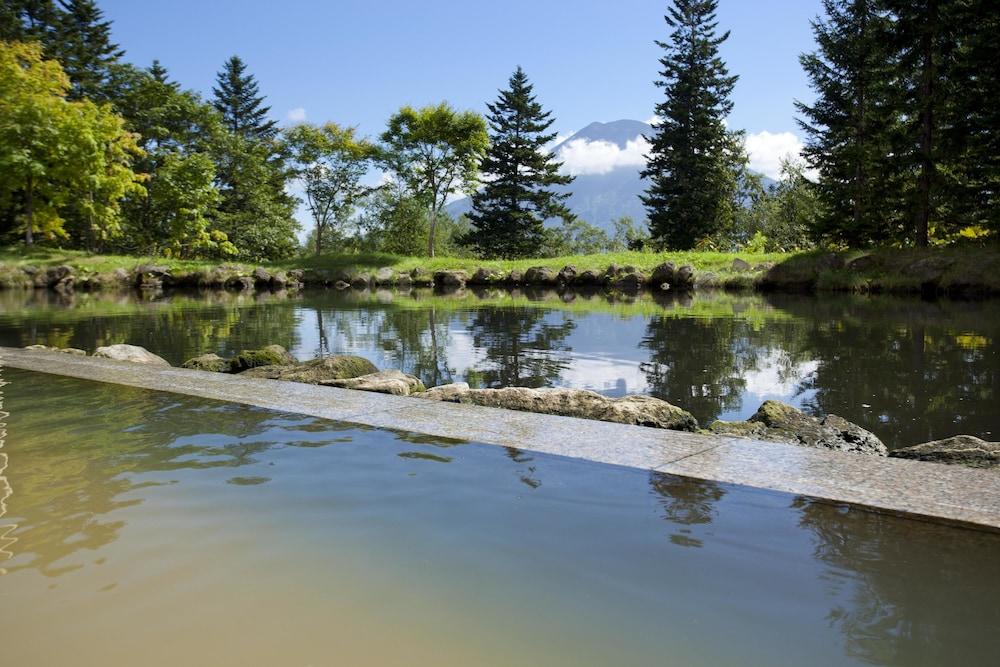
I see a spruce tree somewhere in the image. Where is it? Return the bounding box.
[641,0,743,250]
[53,0,124,101]
[796,0,902,247]
[464,66,573,258]
[211,56,278,140]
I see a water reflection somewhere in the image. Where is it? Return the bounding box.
[793,497,1000,665]
[648,472,726,548]
[1,287,997,448]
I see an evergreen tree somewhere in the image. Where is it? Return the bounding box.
[641,0,744,250]
[53,0,124,101]
[943,0,1000,237]
[797,0,903,247]
[0,1,59,44]
[463,66,573,259]
[211,55,278,140]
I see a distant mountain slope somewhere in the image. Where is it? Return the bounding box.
[448,119,771,234]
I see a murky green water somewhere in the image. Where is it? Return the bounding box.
[0,288,998,448]
[1,369,998,666]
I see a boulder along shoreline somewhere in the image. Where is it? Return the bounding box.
[3,249,1000,296]
[22,342,1000,470]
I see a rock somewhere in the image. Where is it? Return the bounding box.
[286,269,304,282]
[815,253,847,272]
[226,275,255,291]
[604,264,624,281]
[374,267,396,285]
[889,435,1000,468]
[524,266,558,285]
[575,269,603,285]
[133,264,169,287]
[334,280,351,290]
[613,271,646,292]
[414,382,471,401]
[230,345,297,372]
[410,268,434,286]
[94,344,170,366]
[674,265,695,289]
[470,267,504,284]
[239,355,378,383]
[434,270,467,289]
[271,271,289,288]
[650,262,676,289]
[350,272,372,288]
[419,386,698,431]
[903,256,954,284]
[507,269,525,283]
[181,353,230,373]
[710,400,887,456]
[395,274,412,289]
[23,344,85,355]
[53,276,75,293]
[253,267,273,286]
[321,369,426,396]
[732,258,752,272]
[557,265,579,284]
[847,254,879,272]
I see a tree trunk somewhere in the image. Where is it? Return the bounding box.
[25,175,34,246]
[427,208,437,258]
[315,223,323,256]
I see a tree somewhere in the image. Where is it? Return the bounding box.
[52,0,123,101]
[210,130,299,260]
[285,122,373,255]
[0,40,142,246]
[211,55,278,140]
[797,0,902,247]
[113,62,225,256]
[380,103,488,257]
[743,159,820,252]
[641,0,745,250]
[610,216,651,251]
[463,67,573,258]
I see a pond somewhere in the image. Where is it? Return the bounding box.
[2,287,998,449]
[2,369,998,666]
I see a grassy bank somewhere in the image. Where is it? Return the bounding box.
[1,245,998,294]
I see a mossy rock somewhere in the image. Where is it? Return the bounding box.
[182,353,230,373]
[239,355,378,384]
[230,345,297,373]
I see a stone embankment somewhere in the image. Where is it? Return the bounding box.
[0,262,702,294]
[23,342,999,470]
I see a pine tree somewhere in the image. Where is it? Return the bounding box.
[211,55,278,140]
[464,67,573,258]
[641,0,744,250]
[53,0,124,101]
[942,0,1000,237]
[796,0,903,247]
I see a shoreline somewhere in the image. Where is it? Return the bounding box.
[2,246,1000,297]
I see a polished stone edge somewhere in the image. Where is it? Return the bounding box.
[2,346,999,533]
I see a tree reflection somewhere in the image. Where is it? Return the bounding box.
[466,307,575,388]
[1,371,348,578]
[649,472,726,548]
[793,497,1000,665]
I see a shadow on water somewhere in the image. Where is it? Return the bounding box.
[1,287,997,448]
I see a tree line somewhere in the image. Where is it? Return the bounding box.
[1,0,997,262]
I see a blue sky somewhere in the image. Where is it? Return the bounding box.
[101,0,824,177]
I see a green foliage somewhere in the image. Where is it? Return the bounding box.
[285,122,374,255]
[210,124,298,261]
[0,40,142,246]
[463,67,573,259]
[113,61,225,257]
[211,55,278,140]
[541,218,611,257]
[380,103,488,257]
[609,216,651,252]
[642,0,746,250]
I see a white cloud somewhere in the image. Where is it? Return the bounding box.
[744,131,804,180]
[646,115,661,126]
[556,136,651,176]
[286,107,307,123]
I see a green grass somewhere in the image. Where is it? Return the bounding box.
[0,246,246,273]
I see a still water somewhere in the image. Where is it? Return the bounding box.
[1,287,998,448]
[1,369,998,666]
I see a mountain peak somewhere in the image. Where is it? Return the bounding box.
[556,119,651,151]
